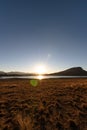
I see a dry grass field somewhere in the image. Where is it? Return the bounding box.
[0,78,87,130]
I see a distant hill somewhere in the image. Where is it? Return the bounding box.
[0,71,34,76]
[7,72,33,76]
[0,67,87,76]
[0,71,6,76]
[50,67,87,76]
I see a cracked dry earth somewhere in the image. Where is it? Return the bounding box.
[0,78,87,130]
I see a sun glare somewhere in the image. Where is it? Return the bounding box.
[35,64,47,74]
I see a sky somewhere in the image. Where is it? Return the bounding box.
[0,0,87,73]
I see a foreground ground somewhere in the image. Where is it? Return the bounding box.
[0,78,87,130]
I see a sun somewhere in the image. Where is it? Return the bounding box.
[35,64,47,74]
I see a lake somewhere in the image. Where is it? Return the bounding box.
[0,75,87,80]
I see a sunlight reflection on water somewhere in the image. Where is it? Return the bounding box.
[0,75,87,79]
[37,75,43,80]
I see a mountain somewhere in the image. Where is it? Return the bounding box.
[50,67,87,76]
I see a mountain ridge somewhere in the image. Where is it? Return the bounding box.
[50,67,87,76]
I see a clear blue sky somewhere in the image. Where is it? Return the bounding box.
[0,0,87,73]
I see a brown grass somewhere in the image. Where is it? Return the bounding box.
[0,78,87,130]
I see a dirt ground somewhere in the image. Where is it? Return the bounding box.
[0,78,87,130]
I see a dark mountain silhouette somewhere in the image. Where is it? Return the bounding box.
[50,67,87,76]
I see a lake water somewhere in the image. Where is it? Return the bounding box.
[0,75,87,80]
